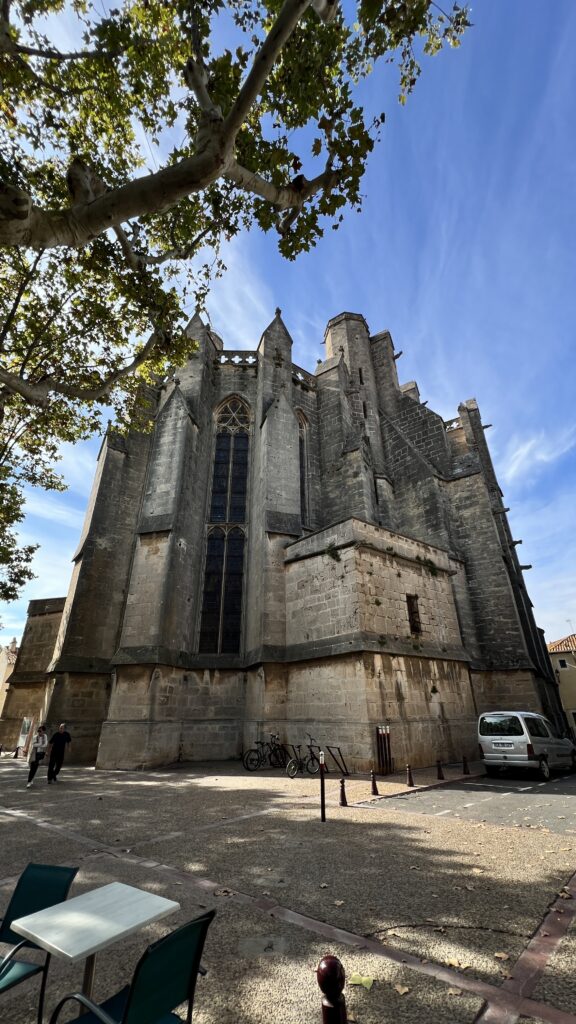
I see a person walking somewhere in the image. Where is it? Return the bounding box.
[26,725,48,787]
[47,722,72,784]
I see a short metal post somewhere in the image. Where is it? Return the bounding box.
[317,954,347,1024]
[462,754,470,775]
[370,769,379,796]
[339,777,348,807]
[320,751,326,822]
[436,759,444,780]
[406,763,414,787]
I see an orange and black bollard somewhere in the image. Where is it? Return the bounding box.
[317,954,348,1024]
[436,759,444,780]
[370,769,379,796]
[406,763,414,787]
[462,754,470,775]
[339,777,348,807]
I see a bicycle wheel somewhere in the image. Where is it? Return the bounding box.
[286,758,299,778]
[270,745,289,768]
[243,749,261,771]
[306,753,320,774]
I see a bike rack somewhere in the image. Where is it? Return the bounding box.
[326,746,349,776]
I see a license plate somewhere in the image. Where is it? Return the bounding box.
[493,742,514,749]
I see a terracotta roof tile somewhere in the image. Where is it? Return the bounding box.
[548,634,576,652]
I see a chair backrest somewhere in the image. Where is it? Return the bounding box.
[0,863,78,947]
[123,910,216,1024]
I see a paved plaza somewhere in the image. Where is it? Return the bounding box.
[2,756,576,1023]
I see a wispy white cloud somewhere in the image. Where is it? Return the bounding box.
[206,235,275,348]
[498,426,576,486]
[21,491,86,531]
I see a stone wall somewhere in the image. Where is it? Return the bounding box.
[243,652,477,772]
[471,669,543,718]
[0,598,64,750]
[96,664,246,768]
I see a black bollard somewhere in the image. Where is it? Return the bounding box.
[406,763,414,787]
[462,754,470,775]
[370,769,379,796]
[317,954,348,1024]
[339,777,348,807]
[436,759,444,780]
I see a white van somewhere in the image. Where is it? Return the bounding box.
[478,711,576,780]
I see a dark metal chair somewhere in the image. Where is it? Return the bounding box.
[48,909,216,1024]
[0,862,78,1024]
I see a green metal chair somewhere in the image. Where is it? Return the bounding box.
[0,862,78,1024]
[48,909,216,1024]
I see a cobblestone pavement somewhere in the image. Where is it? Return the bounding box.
[1,756,576,1024]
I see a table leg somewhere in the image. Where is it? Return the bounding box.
[81,953,97,1013]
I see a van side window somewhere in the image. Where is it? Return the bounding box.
[525,717,550,739]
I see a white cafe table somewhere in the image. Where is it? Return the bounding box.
[11,882,180,1001]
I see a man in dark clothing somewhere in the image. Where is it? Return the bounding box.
[47,722,72,783]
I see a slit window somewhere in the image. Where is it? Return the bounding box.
[406,594,422,635]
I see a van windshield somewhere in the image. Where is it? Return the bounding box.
[479,715,524,736]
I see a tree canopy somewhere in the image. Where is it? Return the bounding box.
[0,0,469,608]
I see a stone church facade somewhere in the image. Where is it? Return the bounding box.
[0,311,563,770]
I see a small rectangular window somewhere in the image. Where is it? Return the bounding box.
[406,594,421,634]
[559,658,568,669]
[358,367,364,385]
[362,401,367,419]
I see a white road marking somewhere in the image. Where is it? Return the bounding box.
[518,786,533,792]
[462,803,475,808]
[434,809,452,816]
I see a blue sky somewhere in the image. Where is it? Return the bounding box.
[2,0,576,647]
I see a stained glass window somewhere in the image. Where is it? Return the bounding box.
[199,399,250,653]
[298,412,309,527]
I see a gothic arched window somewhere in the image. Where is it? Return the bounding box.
[297,411,309,527]
[198,398,250,654]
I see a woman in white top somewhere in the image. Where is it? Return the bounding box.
[26,725,48,787]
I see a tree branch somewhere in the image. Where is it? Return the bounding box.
[0,326,166,406]
[0,250,43,354]
[223,0,312,140]
[224,158,339,211]
[0,141,228,248]
[4,41,121,61]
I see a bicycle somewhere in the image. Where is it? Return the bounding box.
[286,735,321,778]
[243,734,289,771]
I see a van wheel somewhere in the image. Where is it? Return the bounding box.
[485,766,499,777]
[539,758,551,781]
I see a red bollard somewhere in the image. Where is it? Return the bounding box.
[436,759,444,781]
[406,763,414,787]
[339,778,348,807]
[317,954,348,1024]
[370,770,379,796]
[462,754,470,775]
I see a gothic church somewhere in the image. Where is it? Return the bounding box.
[0,311,563,770]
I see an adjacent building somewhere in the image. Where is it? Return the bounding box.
[548,635,576,732]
